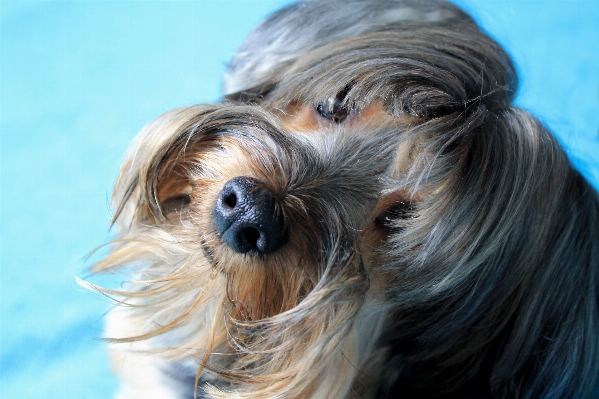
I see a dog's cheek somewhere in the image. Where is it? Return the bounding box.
[361,189,422,288]
[360,207,397,292]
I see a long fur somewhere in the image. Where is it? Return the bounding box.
[88,1,599,398]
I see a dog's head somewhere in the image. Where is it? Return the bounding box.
[93,1,599,398]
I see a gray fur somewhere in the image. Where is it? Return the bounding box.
[224,0,469,95]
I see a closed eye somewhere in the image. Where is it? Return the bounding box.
[160,194,191,216]
[374,201,418,231]
[314,85,352,123]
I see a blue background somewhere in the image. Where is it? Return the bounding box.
[1,1,598,397]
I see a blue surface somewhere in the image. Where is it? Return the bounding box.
[1,1,598,398]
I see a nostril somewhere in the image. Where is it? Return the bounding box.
[223,192,237,209]
[243,228,260,248]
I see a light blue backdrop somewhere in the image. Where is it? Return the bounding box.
[1,1,598,398]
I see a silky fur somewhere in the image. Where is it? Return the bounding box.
[88,1,599,398]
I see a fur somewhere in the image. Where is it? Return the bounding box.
[86,1,599,398]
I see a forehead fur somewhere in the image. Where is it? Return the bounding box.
[224,0,516,121]
[224,0,469,93]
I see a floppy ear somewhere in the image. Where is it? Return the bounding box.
[489,110,599,397]
[385,106,599,397]
[110,105,219,228]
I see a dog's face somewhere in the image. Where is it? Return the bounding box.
[93,1,599,398]
[153,99,425,316]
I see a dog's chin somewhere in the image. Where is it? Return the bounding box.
[200,240,319,321]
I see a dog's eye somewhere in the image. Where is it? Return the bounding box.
[374,201,417,231]
[314,86,351,123]
[315,98,348,123]
[160,195,191,216]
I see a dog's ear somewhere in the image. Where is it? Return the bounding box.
[110,106,219,228]
[488,110,599,396]
[386,106,599,397]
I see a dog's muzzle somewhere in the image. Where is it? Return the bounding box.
[214,176,286,254]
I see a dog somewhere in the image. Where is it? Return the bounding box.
[87,0,599,398]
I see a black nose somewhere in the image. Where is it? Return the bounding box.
[214,177,286,254]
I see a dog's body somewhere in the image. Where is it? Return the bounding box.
[91,1,599,398]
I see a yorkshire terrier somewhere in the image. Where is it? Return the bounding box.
[88,0,599,398]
